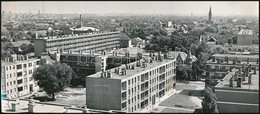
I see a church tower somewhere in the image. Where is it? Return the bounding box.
[208,6,212,24]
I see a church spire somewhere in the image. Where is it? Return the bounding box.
[208,6,212,23]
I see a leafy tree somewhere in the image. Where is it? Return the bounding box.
[210,46,229,54]
[204,27,216,33]
[33,62,74,100]
[176,64,192,81]
[202,87,219,113]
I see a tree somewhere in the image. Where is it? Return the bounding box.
[33,62,74,100]
[176,64,192,81]
[202,87,219,113]
[210,46,229,54]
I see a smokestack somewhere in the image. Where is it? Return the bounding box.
[80,14,82,28]
[131,64,135,69]
[249,64,252,72]
[254,65,257,74]
[248,73,252,84]
[229,77,234,87]
[212,57,215,62]
[242,63,245,72]
[246,67,249,77]
[35,33,38,39]
[242,72,245,81]
[238,67,242,76]
[234,72,238,81]
[237,77,242,87]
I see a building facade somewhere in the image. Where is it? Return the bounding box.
[86,53,177,112]
[237,29,258,45]
[205,53,259,87]
[214,66,259,113]
[1,54,41,99]
[34,31,121,56]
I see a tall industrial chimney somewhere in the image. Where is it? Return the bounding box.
[80,14,82,28]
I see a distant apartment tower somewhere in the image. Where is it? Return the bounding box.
[34,31,121,56]
[86,52,177,112]
[237,29,258,45]
[1,54,41,99]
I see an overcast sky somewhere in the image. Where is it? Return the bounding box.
[2,1,259,16]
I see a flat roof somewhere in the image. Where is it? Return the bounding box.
[238,29,253,35]
[215,69,259,90]
[206,59,258,66]
[88,58,175,80]
[213,54,259,59]
[36,31,120,41]
[228,44,259,48]
[1,58,40,67]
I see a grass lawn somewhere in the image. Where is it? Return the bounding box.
[159,93,199,109]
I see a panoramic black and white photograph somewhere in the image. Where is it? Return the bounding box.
[1,1,259,113]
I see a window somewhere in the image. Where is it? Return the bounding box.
[24,71,27,76]
[23,64,27,68]
[6,67,8,70]
[17,72,22,77]
[18,87,23,91]
[29,63,32,67]
[10,74,12,78]
[10,82,12,86]
[9,66,11,70]
[14,81,16,84]
[13,65,15,69]
[17,79,23,84]
[6,74,8,79]
[36,61,40,65]
[29,70,32,74]
[17,64,22,69]
[6,82,9,86]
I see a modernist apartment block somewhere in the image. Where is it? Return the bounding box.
[86,53,176,112]
[34,31,121,56]
[214,67,259,113]
[237,29,259,45]
[226,45,259,54]
[1,54,41,99]
[205,54,259,87]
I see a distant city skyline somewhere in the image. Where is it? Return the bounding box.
[2,1,259,16]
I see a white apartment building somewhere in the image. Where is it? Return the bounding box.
[1,54,41,99]
[86,52,177,112]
